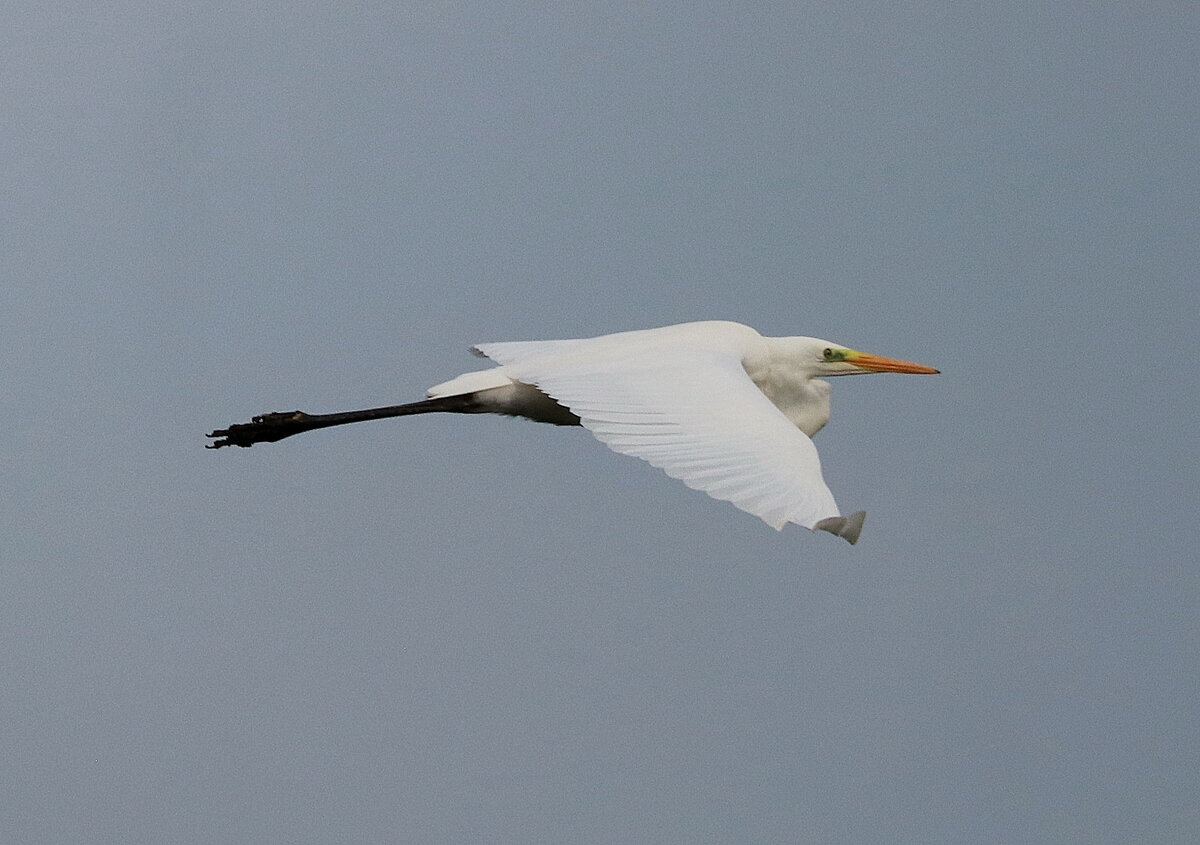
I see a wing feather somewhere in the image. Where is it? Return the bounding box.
[476,339,843,532]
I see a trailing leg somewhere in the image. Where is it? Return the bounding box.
[205,394,481,449]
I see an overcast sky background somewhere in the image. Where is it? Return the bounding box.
[3,3,1197,843]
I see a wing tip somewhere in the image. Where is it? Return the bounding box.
[814,510,866,545]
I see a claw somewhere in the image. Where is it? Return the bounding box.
[205,411,313,449]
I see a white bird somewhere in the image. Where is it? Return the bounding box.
[207,321,939,543]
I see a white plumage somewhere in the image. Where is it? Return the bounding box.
[427,321,939,543]
[208,321,938,543]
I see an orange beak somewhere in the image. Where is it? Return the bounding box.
[845,351,940,374]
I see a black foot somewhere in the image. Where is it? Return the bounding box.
[206,411,316,449]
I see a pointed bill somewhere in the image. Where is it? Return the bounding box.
[845,351,940,374]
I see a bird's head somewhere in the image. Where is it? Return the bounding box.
[802,338,940,377]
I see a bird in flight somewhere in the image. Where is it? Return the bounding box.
[207,321,938,543]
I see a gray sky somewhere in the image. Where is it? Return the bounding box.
[3,3,1197,843]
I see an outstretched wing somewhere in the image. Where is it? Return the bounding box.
[476,339,857,538]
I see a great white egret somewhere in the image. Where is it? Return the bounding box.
[207,320,939,543]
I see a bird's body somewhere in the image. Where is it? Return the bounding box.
[427,321,837,435]
[207,321,939,544]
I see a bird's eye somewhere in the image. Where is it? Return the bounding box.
[823,348,834,361]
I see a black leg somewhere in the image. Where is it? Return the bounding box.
[205,395,481,449]
[206,411,325,448]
